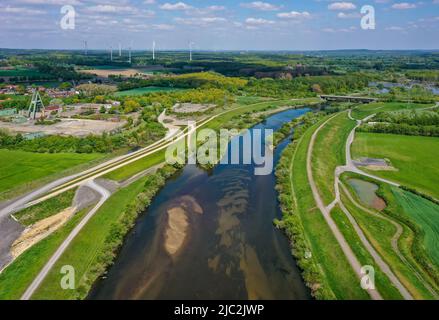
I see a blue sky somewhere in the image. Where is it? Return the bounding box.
[0,0,438,50]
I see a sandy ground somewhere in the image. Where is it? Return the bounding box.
[0,118,125,137]
[164,196,203,256]
[11,207,76,259]
[173,103,216,114]
[80,69,144,78]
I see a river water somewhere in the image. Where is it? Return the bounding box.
[89,108,311,300]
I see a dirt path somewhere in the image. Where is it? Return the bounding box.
[306,114,382,300]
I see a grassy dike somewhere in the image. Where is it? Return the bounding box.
[0,207,90,300]
[275,112,369,299]
[311,111,356,206]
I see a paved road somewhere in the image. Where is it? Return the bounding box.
[20,180,111,300]
[306,113,382,300]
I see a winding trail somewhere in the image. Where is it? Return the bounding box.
[20,179,111,300]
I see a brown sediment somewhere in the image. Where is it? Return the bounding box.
[163,195,204,256]
[239,245,274,300]
[372,197,387,211]
[11,207,76,259]
[164,208,189,256]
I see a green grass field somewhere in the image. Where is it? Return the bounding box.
[339,175,437,299]
[14,189,76,226]
[392,187,439,268]
[0,207,89,300]
[290,116,369,299]
[352,133,439,199]
[115,86,184,97]
[32,176,148,300]
[312,112,356,205]
[0,150,103,199]
[352,102,433,120]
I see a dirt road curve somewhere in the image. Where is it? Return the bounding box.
[20,180,110,300]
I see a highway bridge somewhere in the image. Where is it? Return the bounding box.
[320,95,378,103]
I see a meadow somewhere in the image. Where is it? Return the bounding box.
[351,102,433,120]
[392,187,439,268]
[352,133,439,199]
[0,150,103,199]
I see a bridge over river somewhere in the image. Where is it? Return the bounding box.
[320,95,378,103]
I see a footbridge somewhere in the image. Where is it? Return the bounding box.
[320,95,378,103]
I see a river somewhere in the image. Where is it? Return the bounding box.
[89,108,311,300]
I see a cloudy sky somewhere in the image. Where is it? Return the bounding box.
[1,0,438,50]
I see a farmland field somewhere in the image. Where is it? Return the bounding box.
[352,133,439,199]
[392,187,439,268]
[114,86,184,97]
[0,150,103,197]
[352,102,433,119]
[0,68,51,78]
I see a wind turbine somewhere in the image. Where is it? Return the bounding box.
[84,40,88,56]
[110,46,113,61]
[152,40,156,60]
[118,42,122,57]
[189,41,194,62]
[128,41,133,63]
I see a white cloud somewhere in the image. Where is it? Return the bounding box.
[392,3,417,9]
[386,26,405,30]
[328,2,357,11]
[337,12,361,19]
[152,23,174,30]
[87,5,137,13]
[277,11,310,19]
[0,5,46,15]
[240,1,281,11]
[160,2,192,11]
[245,17,275,25]
[175,17,227,26]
